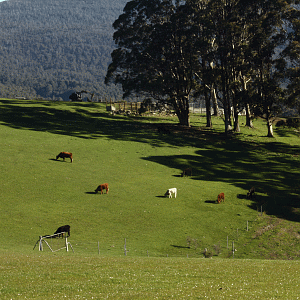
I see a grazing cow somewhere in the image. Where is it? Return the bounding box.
[165,188,177,198]
[247,187,255,199]
[181,168,192,177]
[95,183,109,194]
[54,225,70,238]
[56,152,73,163]
[217,192,225,203]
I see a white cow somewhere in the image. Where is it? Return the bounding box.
[165,188,177,198]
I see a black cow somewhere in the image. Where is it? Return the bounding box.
[181,168,192,177]
[54,225,70,238]
[247,187,255,199]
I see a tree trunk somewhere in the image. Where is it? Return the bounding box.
[205,89,212,128]
[177,110,190,126]
[224,102,232,134]
[267,119,274,137]
[172,95,190,126]
[211,87,218,116]
[233,104,240,132]
[245,103,253,128]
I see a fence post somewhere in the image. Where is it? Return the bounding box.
[124,238,127,256]
[247,220,249,231]
[65,236,69,252]
[39,236,43,251]
[232,241,235,258]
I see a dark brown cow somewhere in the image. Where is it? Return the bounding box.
[95,183,109,194]
[56,152,73,163]
[54,225,70,238]
[181,168,192,177]
[217,193,225,204]
[247,187,255,199]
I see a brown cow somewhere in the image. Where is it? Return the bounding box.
[56,152,73,163]
[95,183,109,194]
[181,168,192,177]
[54,225,70,238]
[217,192,225,203]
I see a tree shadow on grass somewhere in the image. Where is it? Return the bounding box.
[1,99,300,221]
[142,139,300,222]
[0,99,179,147]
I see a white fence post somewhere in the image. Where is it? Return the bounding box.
[124,238,127,256]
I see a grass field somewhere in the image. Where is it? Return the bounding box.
[0,98,300,298]
[1,254,300,299]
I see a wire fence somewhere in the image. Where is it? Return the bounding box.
[42,207,265,258]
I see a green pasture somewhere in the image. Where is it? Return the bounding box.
[1,254,300,299]
[0,98,300,298]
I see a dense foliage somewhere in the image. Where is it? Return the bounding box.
[106,0,300,134]
[0,0,127,100]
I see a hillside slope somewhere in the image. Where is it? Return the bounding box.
[0,99,300,259]
[0,0,126,100]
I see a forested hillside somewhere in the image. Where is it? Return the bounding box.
[0,0,127,100]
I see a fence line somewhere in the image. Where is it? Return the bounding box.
[106,101,142,113]
[35,208,265,258]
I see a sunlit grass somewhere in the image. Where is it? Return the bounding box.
[1,253,300,299]
[0,99,300,298]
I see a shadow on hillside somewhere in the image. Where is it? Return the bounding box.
[1,99,300,222]
[142,139,300,222]
[0,99,184,147]
[275,127,300,138]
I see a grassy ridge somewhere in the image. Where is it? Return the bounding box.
[0,98,299,260]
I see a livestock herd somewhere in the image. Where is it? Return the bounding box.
[52,154,256,239]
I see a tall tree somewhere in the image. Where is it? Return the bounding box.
[245,0,298,137]
[284,4,300,112]
[204,0,250,134]
[105,0,200,126]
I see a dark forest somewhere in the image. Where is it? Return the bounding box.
[0,0,127,100]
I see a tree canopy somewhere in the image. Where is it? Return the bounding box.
[106,0,300,135]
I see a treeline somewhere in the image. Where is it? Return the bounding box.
[0,0,127,101]
[106,0,300,135]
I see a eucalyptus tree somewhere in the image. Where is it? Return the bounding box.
[185,0,216,128]
[284,4,300,113]
[245,0,300,137]
[105,0,201,126]
[197,0,254,133]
